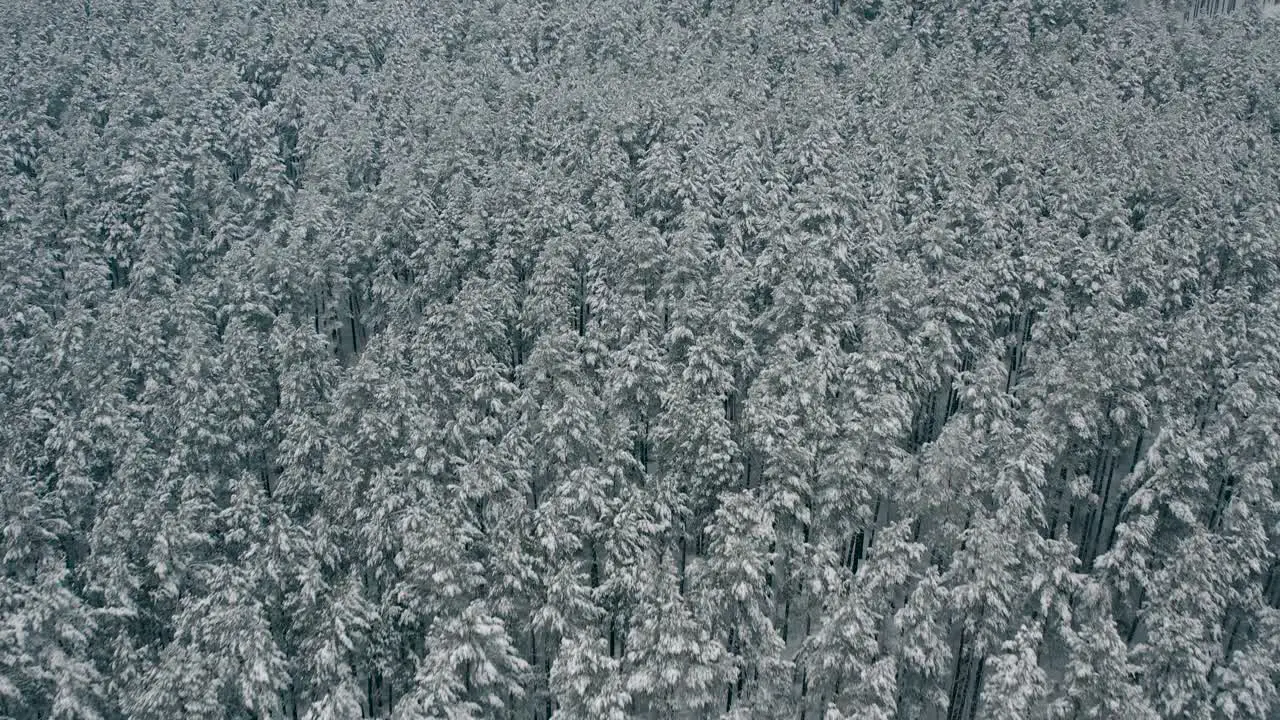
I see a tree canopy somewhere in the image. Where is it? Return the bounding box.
[3,0,1280,718]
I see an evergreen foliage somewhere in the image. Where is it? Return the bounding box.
[3,0,1280,717]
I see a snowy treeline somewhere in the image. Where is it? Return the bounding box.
[3,0,1280,718]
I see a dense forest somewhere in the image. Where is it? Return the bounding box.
[3,0,1280,718]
